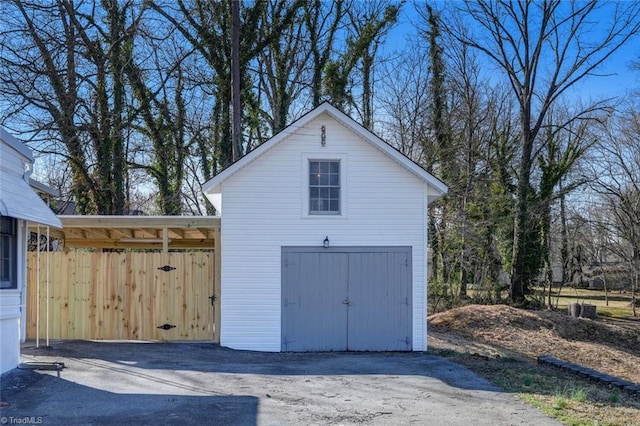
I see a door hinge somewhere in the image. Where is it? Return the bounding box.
[342,299,352,306]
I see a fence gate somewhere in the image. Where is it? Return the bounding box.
[27,251,214,341]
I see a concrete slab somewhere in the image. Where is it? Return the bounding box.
[0,341,561,425]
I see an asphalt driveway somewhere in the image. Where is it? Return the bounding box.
[1,341,561,425]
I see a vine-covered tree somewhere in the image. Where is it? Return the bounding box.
[447,0,640,303]
[0,0,142,214]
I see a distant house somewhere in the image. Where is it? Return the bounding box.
[0,127,61,374]
[202,102,447,352]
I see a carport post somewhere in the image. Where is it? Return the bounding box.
[162,227,169,253]
[35,225,40,348]
[46,226,50,347]
[214,230,221,343]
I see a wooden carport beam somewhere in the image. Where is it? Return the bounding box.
[58,215,221,229]
[108,228,134,238]
[62,239,216,249]
[85,228,111,240]
[196,228,211,239]
[53,216,221,250]
[168,228,184,239]
[135,228,160,238]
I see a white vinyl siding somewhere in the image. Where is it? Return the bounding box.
[219,113,429,351]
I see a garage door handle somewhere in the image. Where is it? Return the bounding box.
[342,299,352,306]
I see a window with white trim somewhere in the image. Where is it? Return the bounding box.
[0,216,17,289]
[309,160,340,215]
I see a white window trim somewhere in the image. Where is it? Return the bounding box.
[301,153,347,218]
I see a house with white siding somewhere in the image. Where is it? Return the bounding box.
[203,102,447,352]
[0,127,61,374]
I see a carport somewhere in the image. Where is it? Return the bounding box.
[27,215,221,342]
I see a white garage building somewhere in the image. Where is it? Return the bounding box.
[203,103,447,352]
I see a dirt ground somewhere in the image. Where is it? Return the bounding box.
[427,304,640,384]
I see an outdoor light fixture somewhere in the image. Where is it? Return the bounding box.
[321,125,326,147]
[323,236,330,248]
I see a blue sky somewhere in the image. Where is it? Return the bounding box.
[383,1,640,103]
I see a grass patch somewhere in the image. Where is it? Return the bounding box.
[553,394,568,410]
[430,348,640,426]
[597,307,637,318]
[569,386,588,403]
[544,288,636,319]
[434,348,457,358]
[607,390,621,404]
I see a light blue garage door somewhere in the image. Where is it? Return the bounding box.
[281,246,412,352]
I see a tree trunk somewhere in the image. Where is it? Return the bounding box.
[361,52,373,130]
[633,262,638,317]
[231,0,242,163]
[511,131,534,303]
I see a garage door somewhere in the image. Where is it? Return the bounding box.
[281,246,412,351]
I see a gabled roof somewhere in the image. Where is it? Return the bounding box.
[1,128,62,229]
[0,172,62,228]
[0,126,33,161]
[202,102,448,198]
[29,177,60,197]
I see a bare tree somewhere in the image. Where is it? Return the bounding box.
[382,7,520,305]
[303,0,345,108]
[0,0,147,214]
[537,109,595,307]
[377,41,431,163]
[590,110,640,316]
[446,1,640,303]
[323,0,401,126]
[148,0,302,173]
[256,0,312,134]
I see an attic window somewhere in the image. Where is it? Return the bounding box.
[309,160,340,215]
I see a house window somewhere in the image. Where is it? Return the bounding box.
[0,216,17,289]
[309,160,340,215]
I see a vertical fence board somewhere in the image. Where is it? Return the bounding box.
[27,251,214,341]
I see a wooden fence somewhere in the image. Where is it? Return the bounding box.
[26,251,215,341]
